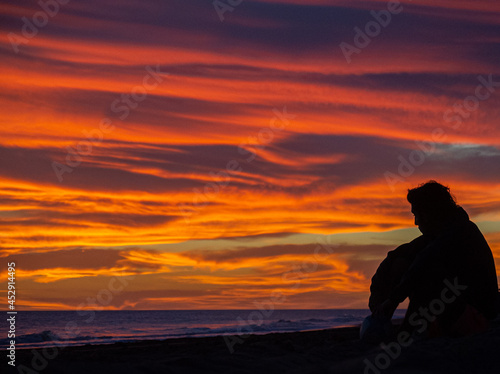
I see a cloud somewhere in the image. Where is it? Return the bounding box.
[1,0,499,310]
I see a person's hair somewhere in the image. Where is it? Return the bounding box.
[407,180,458,221]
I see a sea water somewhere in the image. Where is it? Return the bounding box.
[0,309,407,349]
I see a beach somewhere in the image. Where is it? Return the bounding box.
[8,317,500,374]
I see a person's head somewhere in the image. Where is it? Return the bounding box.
[407,180,458,236]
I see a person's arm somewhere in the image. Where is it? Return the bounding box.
[369,236,429,319]
[373,298,399,320]
[388,232,452,305]
[387,243,435,304]
[369,248,399,314]
[369,241,418,313]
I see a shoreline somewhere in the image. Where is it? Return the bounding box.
[8,323,364,353]
[8,318,500,374]
[4,323,366,352]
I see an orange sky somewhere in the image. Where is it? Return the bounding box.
[0,0,499,310]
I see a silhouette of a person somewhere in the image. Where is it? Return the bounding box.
[362,181,498,342]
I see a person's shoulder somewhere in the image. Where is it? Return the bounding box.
[456,211,486,238]
[464,218,482,233]
[387,235,428,258]
[454,206,477,233]
[461,219,491,246]
[409,234,429,247]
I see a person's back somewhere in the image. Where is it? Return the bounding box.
[453,217,498,320]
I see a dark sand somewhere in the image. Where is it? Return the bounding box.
[8,317,500,374]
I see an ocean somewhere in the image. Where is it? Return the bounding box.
[1,309,407,350]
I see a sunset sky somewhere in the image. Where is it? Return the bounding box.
[1,0,499,310]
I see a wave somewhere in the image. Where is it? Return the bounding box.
[0,330,121,349]
[1,313,375,350]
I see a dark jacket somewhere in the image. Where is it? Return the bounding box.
[370,207,498,322]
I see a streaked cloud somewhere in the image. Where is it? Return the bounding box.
[0,0,499,310]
